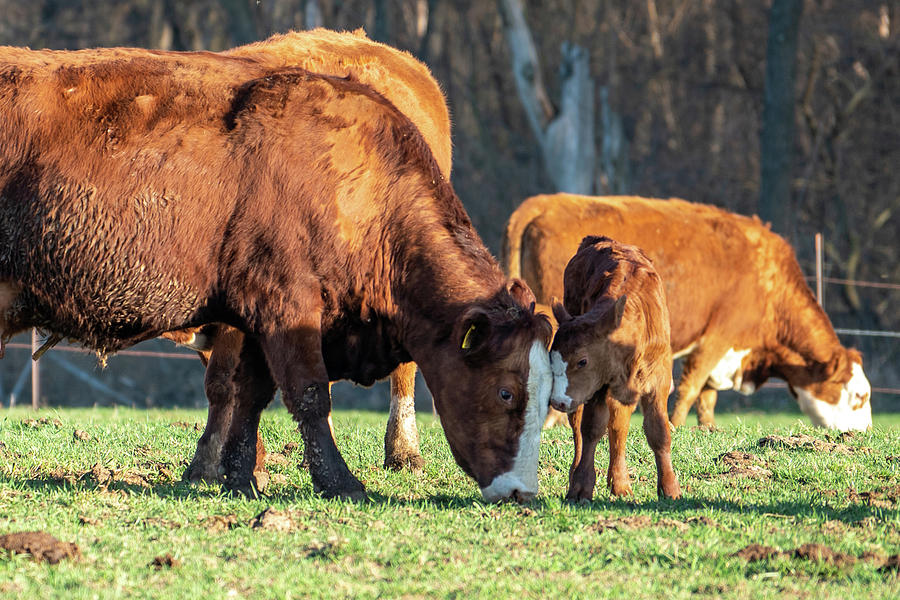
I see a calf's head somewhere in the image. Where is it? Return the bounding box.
[423,281,554,503]
[549,295,627,413]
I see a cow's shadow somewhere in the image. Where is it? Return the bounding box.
[4,475,895,525]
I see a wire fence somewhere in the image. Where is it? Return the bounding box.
[3,233,899,408]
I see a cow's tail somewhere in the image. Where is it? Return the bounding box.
[501,195,552,279]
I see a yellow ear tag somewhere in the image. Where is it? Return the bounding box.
[461,324,476,350]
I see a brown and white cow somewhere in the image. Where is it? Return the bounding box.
[0,45,554,501]
[504,194,871,431]
[549,236,680,501]
[160,28,452,484]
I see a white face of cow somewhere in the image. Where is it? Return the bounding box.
[794,361,872,432]
[480,340,552,503]
[549,350,574,412]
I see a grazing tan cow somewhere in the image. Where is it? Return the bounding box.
[0,45,554,501]
[505,194,872,431]
[157,28,453,484]
[550,236,681,501]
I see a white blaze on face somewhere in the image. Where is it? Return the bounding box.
[795,361,872,432]
[549,350,574,412]
[706,348,751,391]
[480,340,551,503]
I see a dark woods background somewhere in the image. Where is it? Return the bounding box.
[0,1,896,412]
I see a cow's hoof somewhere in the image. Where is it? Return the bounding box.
[182,462,220,485]
[320,485,367,502]
[222,474,264,499]
[658,480,682,500]
[608,481,633,498]
[383,452,425,473]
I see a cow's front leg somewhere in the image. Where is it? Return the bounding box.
[218,336,276,497]
[261,329,365,500]
[606,398,636,497]
[695,387,718,428]
[640,389,682,500]
[565,399,610,502]
[669,343,729,427]
[384,362,424,472]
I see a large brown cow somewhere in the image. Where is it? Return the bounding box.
[160,29,452,484]
[549,236,680,501]
[0,46,554,501]
[504,194,871,432]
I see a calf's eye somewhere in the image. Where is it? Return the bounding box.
[577,358,588,369]
[498,388,515,404]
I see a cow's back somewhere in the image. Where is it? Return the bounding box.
[512,194,780,351]
[225,28,451,179]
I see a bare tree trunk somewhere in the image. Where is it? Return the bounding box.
[759,0,803,236]
[498,0,595,195]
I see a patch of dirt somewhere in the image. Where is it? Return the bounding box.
[281,442,300,455]
[78,516,100,526]
[848,486,900,509]
[304,537,343,559]
[716,451,772,479]
[758,434,871,455]
[21,417,62,428]
[264,453,290,467]
[202,514,239,533]
[732,544,781,562]
[142,517,181,529]
[0,531,80,564]
[250,507,296,532]
[794,543,856,567]
[268,473,289,487]
[591,515,688,533]
[170,421,203,431]
[685,515,718,527]
[149,553,181,569]
[72,429,91,442]
[880,555,900,574]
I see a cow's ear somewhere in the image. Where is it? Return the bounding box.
[457,307,492,360]
[507,278,536,308]
[551,298,572,324]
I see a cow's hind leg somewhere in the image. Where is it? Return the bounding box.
[695,387,718,428]
[217,336,276,497]
[640,391,681,500]
[383,362,424,471]
[260,327,365,500]
[565,399,610,502]
[606,398,636,497]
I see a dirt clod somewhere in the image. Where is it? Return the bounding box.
[264,453,290,467]
[848,486,900,509]
[171,421,203,431]
[202,514,238,533]
[591,515,688,533]
[794,543,856,567]
[732,544,781,562]
[149,553,181,569]
[758,434,871,455]
[250,507,295,532]
[0,531,80,564]
[73,429,90,441]
[879,555,900,573]
[282,442,300,455]
[716,451,772,479]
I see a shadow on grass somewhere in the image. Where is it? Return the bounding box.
[4,472,897,525]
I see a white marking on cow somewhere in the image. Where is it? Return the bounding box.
[795,361,872,431]
[739,381,756,395]
[549,350,574,412]
[706,348,751,391]
[480,340,551,503]
[388,394,419,447]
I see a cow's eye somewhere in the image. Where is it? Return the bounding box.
[498,388,515,404]
[577,358,588,369]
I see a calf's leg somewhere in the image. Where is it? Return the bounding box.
[384,361,424,471]
[606,398,636,497]
[640,391,682,500]
[565,399,610,502]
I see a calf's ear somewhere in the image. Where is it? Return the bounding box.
[592,295,627,332]
[551,298,572,324]
[507,278,536,308]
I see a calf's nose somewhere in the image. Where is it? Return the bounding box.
[511,489,535,503]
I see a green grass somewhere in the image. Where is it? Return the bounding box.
[1,407,899,599]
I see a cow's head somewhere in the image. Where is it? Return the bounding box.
[744,348,872,431]
[423,280,553,503]
[549,295,628,413]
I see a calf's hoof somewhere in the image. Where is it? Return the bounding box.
[658,479,682,500]
[565,477,596,503]
[608,480,633,498]
[383,452,425,473]
[182,461,221,485]
[223,477,263,500]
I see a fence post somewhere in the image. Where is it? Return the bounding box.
[31,328,39,410]
[814,232,823,306]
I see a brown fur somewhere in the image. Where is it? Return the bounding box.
[551,236,680,500]
[163,29,453,484]
[505,194,868,427]
[0,45,550,498]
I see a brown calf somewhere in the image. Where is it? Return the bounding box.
[0,45,553,501]
[550,236,681,501]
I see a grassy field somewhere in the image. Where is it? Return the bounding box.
[0,407,899,599]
